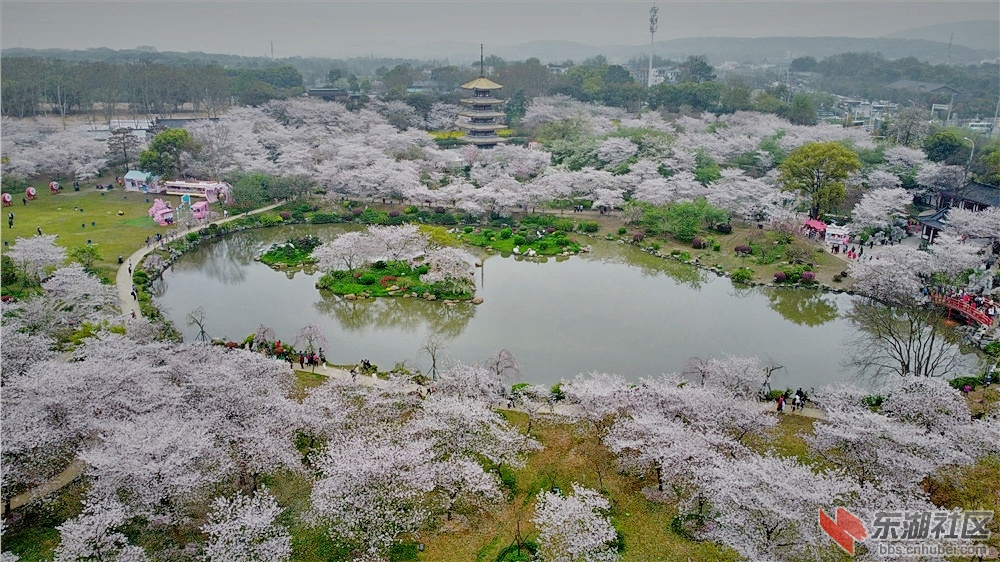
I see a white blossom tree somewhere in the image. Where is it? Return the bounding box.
[202,488,291,562]
[689,454,857,562]
[310,432,436,559]
[532,483,620,562]
[420,247,476,296]
[943,207,1000,241]
[54,496,147,562]
[6,235,66,285]
[850,188,911,230]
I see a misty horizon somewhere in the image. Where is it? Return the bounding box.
[2,1,997,60]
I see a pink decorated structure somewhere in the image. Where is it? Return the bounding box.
[148,198,174,226]
[162,180,232,204]
[191,201,210,220]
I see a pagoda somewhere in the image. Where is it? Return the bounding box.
[457,45,506,148]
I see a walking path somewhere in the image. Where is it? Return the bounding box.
[116,202,284,319]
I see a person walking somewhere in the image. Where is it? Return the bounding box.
[36,226,42,236]
[776,394,785,413]
[7,212,13,228]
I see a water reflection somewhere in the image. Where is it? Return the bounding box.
[155,223,875,387]
[315,292,476,337]
[580,242,709,288]
[764,288,840,327]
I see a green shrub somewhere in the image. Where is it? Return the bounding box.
[677,251,691,261]
[713,243,721,251]
[310,212,340,224]
[499,228,513,239]
[949,376,983,391]
[463,226,474,234]
[578,221,600,233]
[404,205,419,214]
[357,273,379,285]
[984,342,1000,358]
[862,394,885,410]
[513,235,526,245]
[186,232,200,243]
[617,226,627,235]
[731,268,753,284]
[550,383,565,401]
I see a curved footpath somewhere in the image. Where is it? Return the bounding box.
[116,202,284,319]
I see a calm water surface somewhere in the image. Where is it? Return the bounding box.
[154,225,861,389]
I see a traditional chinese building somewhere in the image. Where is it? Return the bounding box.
[457,46,506,148]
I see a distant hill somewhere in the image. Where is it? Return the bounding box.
[609,36,996,66]
[407,36,995,67]
[4,34,996,73]
[885,20,1000,53]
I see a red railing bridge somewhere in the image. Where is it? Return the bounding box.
[930,294,994,327]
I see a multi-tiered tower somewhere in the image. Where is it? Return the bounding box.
[457,45,505,148]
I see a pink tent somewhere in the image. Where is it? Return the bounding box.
[804,219,826,232]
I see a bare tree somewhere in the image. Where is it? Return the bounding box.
[186,307,210,343]
[420,334,448,381]
[486,348,521,396]
[842,299,978,381]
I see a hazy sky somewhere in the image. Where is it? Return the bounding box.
[2,1,997,58]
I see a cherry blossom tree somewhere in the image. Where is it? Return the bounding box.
[367,225,428,262]
[689,454,857,562]
[943,207,1000,240]
[54,496,148,562]
[850,187,911,230]
[848,246,930,303]
[79,413,230,518]
[532,482,620,562]
[420,247,476,295]
[310,432,436,559]
[294,324,328,354]
[879,376,971,435]
[6,235,66,285]
[313,231,376,272]
[685,354,772,400]
[926,232,982,279]
[202,488,291,562]
[807,407,970,500]
[915,162,964,195]
[435,362,506,404]
[596,137,638,168]
[604,413,733,498]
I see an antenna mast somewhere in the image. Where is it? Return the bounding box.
[480,44,485,77]
[648,3,659,88]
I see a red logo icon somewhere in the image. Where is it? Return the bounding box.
[820,508,867,555]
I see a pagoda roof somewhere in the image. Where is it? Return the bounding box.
[458,122,507,132]
[460,97,504,105]
[461,77,504,90]
[464,136,506,146]
[457,110,506,119]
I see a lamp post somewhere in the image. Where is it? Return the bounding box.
[963,136,975,179]
[957,136,975,208]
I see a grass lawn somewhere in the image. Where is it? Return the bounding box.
[1,175,222,283]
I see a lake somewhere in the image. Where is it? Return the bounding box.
[154,224,866,390]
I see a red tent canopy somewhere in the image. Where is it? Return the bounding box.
[804,219,827,232]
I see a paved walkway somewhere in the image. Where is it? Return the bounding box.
[116,203,284,319]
